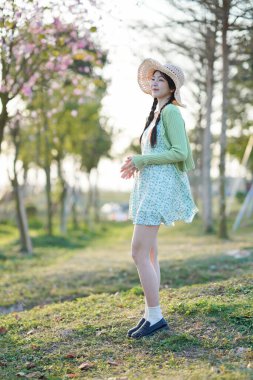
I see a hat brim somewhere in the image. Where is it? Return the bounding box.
[137,58,186,107]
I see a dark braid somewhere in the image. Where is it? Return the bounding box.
[139,71,176,148]
[150,99,172,146]
[139,98,158,145]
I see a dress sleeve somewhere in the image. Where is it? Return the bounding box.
[132,105,188,171]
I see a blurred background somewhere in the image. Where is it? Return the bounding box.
[0,0,252,253]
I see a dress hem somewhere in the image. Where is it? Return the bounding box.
[129,207,199,228]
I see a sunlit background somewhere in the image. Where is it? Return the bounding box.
[1,0,247,192]
[1,3,253,377]
[0,0,252,238]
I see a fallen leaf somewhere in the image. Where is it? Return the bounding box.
[31,344,40,351]
[107,360,120,366]
[54,314,63,322]
[66,374,77,378]
[78,362,95,370]
[26,372,45,379]
[27,329,36,335]
[96,329,107,336]
[25,362,36,369]
[0,327,7,335]
[65,353,76,359]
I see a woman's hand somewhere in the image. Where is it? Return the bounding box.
[120,156,138,179]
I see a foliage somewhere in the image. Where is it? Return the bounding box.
[227,134,253,172]
[227,25,253,173]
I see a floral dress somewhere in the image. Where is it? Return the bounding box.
[128,119,199,227]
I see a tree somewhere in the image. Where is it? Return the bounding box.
[212,0,253,238]
[227,23,253,176]
[8,117,33,253]
[0,0,101,151]
[16,68,110,235]
[133,0,253,237]
[73,103,112,226]
[133,0,219,233]
[1,0,109,242]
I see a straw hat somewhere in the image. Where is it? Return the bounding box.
[137,58,186,107]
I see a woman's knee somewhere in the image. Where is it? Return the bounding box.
[131,240,148,264]
[131,225,159,264]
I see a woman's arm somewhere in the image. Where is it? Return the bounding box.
[132,104,188,171]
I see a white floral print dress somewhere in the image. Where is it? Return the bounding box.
[128,119,199,227]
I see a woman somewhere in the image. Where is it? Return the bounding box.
[120,58,198,339]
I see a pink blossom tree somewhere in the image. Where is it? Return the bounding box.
[0,0,103,151]
[1,0,107,248]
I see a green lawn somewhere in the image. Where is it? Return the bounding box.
[0,216,252,379]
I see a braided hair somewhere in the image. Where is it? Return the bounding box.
[140,71,176,148]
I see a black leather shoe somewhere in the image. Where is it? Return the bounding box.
[127,317,146,337]
[130,318,169,339]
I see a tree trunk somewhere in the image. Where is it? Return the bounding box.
[12,178,33,254]
[233,181,253,231]
[191,88,203,207]
[41,90,53,236]
[0,94,9,153]
[71,186,79,230]
[10,119,33,254]
[93,169,100,223]
[60,181,69,234]
[218,0,230,239]
[84,171,93,229]
[202,26,216,233]
[57,158,69,234]
[44,163,53,235]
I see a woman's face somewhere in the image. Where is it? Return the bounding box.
[150,71,173,100]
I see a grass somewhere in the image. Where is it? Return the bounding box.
[0,214,252,379]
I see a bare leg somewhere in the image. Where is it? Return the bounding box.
[144,241,160,311]
[150,238,160,289]
[131,225,160,307]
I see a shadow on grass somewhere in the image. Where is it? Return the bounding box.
[0,250,7,261]
[31,234,88,249]
[0,225,109,263]
[1,250,252,313]
[0,226,15,236]
[30,224,111,249]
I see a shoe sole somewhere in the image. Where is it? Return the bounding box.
[131,324,169,339]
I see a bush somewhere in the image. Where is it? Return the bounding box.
[26,204,38,217]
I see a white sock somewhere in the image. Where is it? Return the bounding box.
[147,305,163,326]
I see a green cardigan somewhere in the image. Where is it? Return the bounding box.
[132,104,195,173]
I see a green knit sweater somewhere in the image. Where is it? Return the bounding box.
[132,103,195,173]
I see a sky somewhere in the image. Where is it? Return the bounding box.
[0,0,243,193]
